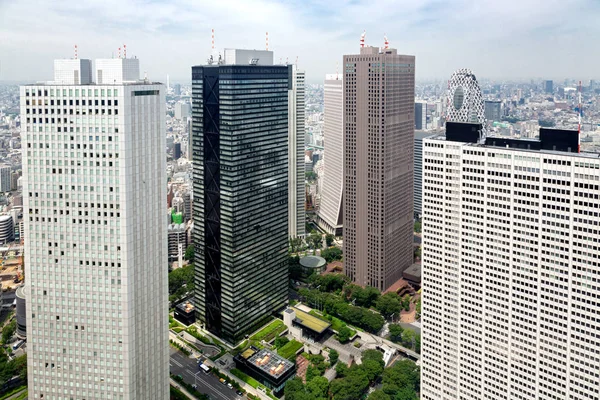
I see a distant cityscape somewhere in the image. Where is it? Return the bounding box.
[0,27,598,400]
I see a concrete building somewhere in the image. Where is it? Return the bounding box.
[52,59,92,85]
[168,223,188,262]
[173,83,181,96]
[484,100,502,123]
[288,64,306,239]
[317,74,343,236]
[173,142,182,160]
[414,130,436,218]
[343,45,415,291]
[15,285,27,339]
[421,124,598,400]
[175,101,191,120]
[192,50,289,344]
[0,215,14,243]
[415,101,427,130]
[0,165,11,192]
[21,58,168,399]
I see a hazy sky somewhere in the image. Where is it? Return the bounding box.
[1,0,599,83]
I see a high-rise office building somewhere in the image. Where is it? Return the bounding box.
[317,74,343,236]
[447,69,487,136]
[413,130,435,219]
[415,101,427,130]
[288,65,306,239]
[343,45,415,291]
[192,49,289,343]
[22,58,168,399]
[484,100,502,122]
[175,101,191,120]
[421,123,598,400]
[174,83,182,96]
[545,79,554,94]
[0,165,11,192]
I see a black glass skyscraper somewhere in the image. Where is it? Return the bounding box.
[191,58,290,343]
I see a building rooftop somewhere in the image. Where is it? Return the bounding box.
[245,348,294,379]
[291,307,330,334]
[299,255,326,269]
[175,301,195,314]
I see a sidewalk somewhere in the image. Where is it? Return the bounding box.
[170,378,196,399]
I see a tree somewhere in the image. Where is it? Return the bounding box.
[337,326,353,343]
[2,319,16,344]
[350,286,380,308]
[376,293,402,319]
[309,232,323,250]
[290,237,303,254]
[401,294,412,312]
[415,298,421,319]
[368,390,392,400]
[388,324,404,343]
[184,244,194,261]
[168,264,194,295]
[325,234,335,247]
[330,367,369,400]
[328,348,339,366]
[362,359,384,382]
[414,220,421,233]
[414,246,421,261]
[382,359,420,393]
[274,336,289,349]
[414,333,421,354]
[401,329,416,349]
[285,377,311,400]
[305,364,320,382]
[335,361,349,377]
[321,247,343,262]
[306,376,329,399]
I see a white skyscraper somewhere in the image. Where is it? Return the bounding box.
[21,58,168,399]
[288,64,306,238]
[421,124,600,400]
[317,74,343,236]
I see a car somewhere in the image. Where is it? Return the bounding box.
[192,384,198,389]
[219,378,226,384]
[227,383,233,390]
[236,390,243,396]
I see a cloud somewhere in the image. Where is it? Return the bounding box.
[0,0,598,82]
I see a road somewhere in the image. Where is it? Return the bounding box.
[170,348,241,400]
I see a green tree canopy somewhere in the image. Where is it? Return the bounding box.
[321,247,343,262]
[325,234,335,247]
[337,326,353,343]
[184,244,194,261]
[376,293,402,319]
[388,323,404,343]
[368,390,392,400]
[328,348,339,365]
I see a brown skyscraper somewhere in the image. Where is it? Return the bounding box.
[343,45,415,291]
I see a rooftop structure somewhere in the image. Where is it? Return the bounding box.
[246,348,294,379]
[235,346,296,394]
[289,307,330,334]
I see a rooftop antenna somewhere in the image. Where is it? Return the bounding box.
[212,28,215,51]
[295,56,298,66]
[336,61,339,78]
[384,34,389,49]
[123,44,127,59]
[74,45,78,60]
[360,30,366,48]
[279,57,282,64]
[118,47,121,59]
[266,31,269,51]
[286,57,288,65]
[578,80,582,153]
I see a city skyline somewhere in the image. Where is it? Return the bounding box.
[2,0,600,82]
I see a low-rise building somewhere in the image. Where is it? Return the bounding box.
[234,347,296,395]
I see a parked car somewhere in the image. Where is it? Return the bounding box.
[227,383,234,390]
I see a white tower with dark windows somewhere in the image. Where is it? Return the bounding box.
[21,57,168,399]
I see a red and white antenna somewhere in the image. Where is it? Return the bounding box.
[384,34,389,49]
[360,30,366,48]
[211,28,215,50]
[123,44,126,58]
[74,45,78,60]
[578,80,582,153]
[336,61,339,77]
[266,32,269,51]
[118,47,121,59]
[295,56,298,65]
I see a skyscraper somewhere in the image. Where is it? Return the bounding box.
[545,79,554,94]
[0,165,11,192]
[192,50,289,344]
[22,58,168,399]
[288,64,306,239]
[317,74,344,236]
[343,44,415,291]
[413,131,435,219]
[421,123,598,400]
[414,101,427,130]
[484,100,502,122]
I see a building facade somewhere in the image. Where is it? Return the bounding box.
[343,46,415,291]
[413,130,436,219]
[0,165,11,192]
[317,74,343,236]
[288,65,306,239]
[192,52,290,344]
[421,127,600,400]
[415,101,427,130]
[21,58,168,399]
[484,100,502,123]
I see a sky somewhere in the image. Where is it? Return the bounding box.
[1,0,599,83]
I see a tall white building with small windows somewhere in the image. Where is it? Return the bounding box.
[21,58,168,399]
[421,125,600,400]
[288,64,306,239]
